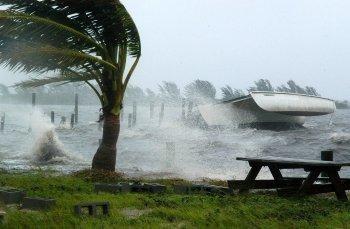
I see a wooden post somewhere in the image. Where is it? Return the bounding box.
[321,150,333,178]
[132,102,137,126]
[128,114,132,128]
[74,93,78,123]
[188,101,193,117]
[0,114,4,132]
[32,93,36,107]
[159,103,165,126]
[166,142,175,168]
[150,102,154,119]
[120,107,124,122]
[181,99,186,121]
[51,111,55,124]
[70,114,75,128]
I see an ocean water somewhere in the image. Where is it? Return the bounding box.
[0,103,349,180]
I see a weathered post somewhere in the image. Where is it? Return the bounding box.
[0,114,4,132]
[70,114,75,128]
[159,103,165,126]
[188,101,193,117]
[132,102,137,126]
[181,99,186,121]
[51,111,55,124]
[128,114,132,128]
[32,93,36,107]
[321,150,333,178]
[74,93,78,123]
[166,142,175,168]
[120,107,124,122]
[150,102,154,119]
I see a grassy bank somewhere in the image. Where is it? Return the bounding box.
[0,170,350,228]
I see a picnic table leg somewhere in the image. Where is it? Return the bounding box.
[298,170,321,196]
[239,164,262,194]
[326,170,348,201]
[268,165,284,188]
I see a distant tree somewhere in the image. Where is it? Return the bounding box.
[248,79,274,92]
[335,100,349,109]
[124,85,145,104]
[158,81,182,104]
[145,88,157,102]
[184,80,216,104]
[276,80,320,96]
[0,83,9,96]
[221,85,245,101]
[305,86,319,96]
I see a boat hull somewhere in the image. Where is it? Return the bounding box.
[197,92,335,128]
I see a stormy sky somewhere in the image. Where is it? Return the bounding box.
[1,0,350,100]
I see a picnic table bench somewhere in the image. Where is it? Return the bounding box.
[228,156,350,201]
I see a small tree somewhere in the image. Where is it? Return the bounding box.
[184,80,216,104]
[221,85,245,101]
[0,0,141,171]
[248,79,274,92]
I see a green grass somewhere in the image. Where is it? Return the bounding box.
[0,170,350,228]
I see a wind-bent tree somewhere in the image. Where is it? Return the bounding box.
[0,0,141,171]
[221,85,245,101]
[158,81,182,104]
[185,80,216,104]
[248,79,274,92]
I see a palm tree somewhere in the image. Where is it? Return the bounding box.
[184,80,216,104]
[221,85,245,101]
[0,0,141,171]
[158,81,182,104]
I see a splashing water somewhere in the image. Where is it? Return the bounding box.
[28,109,78,165]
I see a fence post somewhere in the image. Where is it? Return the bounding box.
[51,111,55,124]
[132,102,137,127]
[70,114,75,128]
[188,101,193,117]
[74,93,78,123]
[166,142,175,168]
[182,99,186,121]
[159,103,165,126]
[32,93,36,107]
[150,102,154,119]
[128,114,132,128]
[0,114,4,132]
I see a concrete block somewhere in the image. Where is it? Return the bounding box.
[0,211,5,222]
[94,183,130,194]
[0,189,26,204]
[173,185,191,194]
[143,184,166,193]
[74,202,110,217]
[22,197,56,211]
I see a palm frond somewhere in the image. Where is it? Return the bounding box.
[0,42,117,74]
[14,73,95,88]
[0,11,106,55]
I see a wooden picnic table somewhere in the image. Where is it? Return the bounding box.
[229,156,350,201]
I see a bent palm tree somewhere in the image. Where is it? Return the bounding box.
[0,0,141,171]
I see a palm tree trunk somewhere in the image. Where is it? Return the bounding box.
[92,113,120,171]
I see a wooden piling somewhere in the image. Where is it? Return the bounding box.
[166,142,175,168]
[321,150,333,178]
[159,103,165,126]
[0,114,4,132]
[132,102,137,126]
[188,101,193,117]
[181,99,186,121]
[51,111,55,124]
[32,93,36,107]
[70,114,75,128]
[74,93,78,123]
[150,102,154,119]
[128,114,132,128]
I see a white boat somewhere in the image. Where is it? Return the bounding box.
[197,91,336,128]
